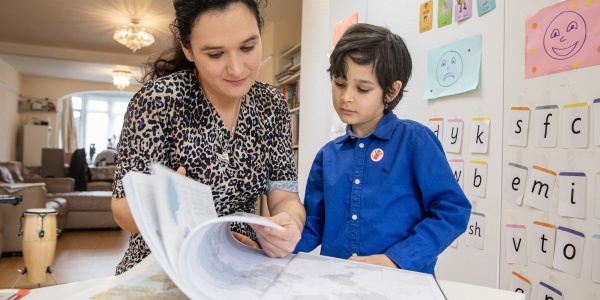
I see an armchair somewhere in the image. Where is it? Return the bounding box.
[0,162,72,254]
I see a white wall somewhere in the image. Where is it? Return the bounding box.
[301,0,505,287]
[500,1,600,299]
[301,0,600,297]
[0,57,22,160]
[298,0,332,200]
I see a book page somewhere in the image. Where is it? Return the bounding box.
[261,252,447,300]
[150,164,218,274]
[122,172,189,295]
[178,213,292,299]
[64,254,186,299]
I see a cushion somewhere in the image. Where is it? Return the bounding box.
[0,166,14,183]
[0,162,24,182]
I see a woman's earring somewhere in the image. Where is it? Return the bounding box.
[384,102,389,109]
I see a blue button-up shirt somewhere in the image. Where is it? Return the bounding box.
[294,112,471,274]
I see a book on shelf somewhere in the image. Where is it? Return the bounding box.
[291,113,299,146]
[118,163,447,300]
[280,84,298,109]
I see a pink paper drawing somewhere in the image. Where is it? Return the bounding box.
[525,1,600,79]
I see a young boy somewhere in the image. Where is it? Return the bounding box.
[293,23,472,275]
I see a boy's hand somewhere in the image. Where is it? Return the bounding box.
[348,254,399,268]
[250,212,302,258]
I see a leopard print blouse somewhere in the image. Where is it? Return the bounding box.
[113,69,298,275]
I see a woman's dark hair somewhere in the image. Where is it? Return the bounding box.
[142,0,266,82]
[328,23,413,113]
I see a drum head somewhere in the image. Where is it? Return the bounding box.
[25,208,57,214]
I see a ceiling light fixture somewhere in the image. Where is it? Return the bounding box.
[112,71,132,90]
[113,19,155,52]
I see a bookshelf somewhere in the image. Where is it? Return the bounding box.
[276,43,301,170]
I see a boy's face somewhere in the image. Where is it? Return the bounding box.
[332,57,386,137]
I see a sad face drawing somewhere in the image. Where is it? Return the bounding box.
[543,11,587,60]
[436,50,463,87]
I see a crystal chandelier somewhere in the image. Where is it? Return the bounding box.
[113,20,155,52]
[112,71,132,90]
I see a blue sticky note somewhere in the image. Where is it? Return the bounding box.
[477,0,496,16]
[424,34,482,100]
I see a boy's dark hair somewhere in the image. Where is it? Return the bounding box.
[328,23,413,113]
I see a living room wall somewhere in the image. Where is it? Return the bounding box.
[0,56,142,162]
[0,57,22,161]
[18,77,141,162]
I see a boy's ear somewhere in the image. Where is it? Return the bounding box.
[386,80,403,102]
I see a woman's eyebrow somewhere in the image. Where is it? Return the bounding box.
[200,35,259,51]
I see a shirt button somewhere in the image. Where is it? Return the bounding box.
[354,179,360,184]
[359,143,364,148]
[352,214,358,220]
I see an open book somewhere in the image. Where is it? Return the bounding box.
[122,164,447,300]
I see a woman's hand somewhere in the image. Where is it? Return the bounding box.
[250,212,302,258]
[348,254,399,268]
[231,231,261,249]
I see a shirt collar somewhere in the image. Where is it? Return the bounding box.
[334,112,397,144]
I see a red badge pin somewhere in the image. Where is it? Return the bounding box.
[371,148,384,162]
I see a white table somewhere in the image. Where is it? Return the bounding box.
[25,255,525,300]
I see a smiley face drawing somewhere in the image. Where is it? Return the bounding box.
[436,50,463,87]
[543,11,587,60]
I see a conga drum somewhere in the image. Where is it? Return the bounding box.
[20,208,58,285]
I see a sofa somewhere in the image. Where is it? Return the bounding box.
[0,178,70,254]
[47,191,117,229]
[0,161,118,255]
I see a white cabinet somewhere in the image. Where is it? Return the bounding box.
[23,125,51,166]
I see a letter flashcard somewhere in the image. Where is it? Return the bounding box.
[508,107,530,147]
[593,234,600,283]
[465,212,485,250]
[537,282,562,300]
[443,119,463,153]
[596,171,600,219]
[531,221,556,268]
[557,172,586,219]
[561,102,589,149]
[428,118,444,144]
[534,105,559,148]
[553,226,585,277]
[508,271,531,299]
[450,237,458,248]
[523,165,557,212]
[448,159,464,189]
[506,224,528,266]
[469,117,490,153]
[594,99,600,146]
[503,162,528,205]
[467,160,487,198]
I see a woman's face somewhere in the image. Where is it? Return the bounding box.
[183,3,262,102]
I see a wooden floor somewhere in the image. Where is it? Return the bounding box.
[0,229,129,289]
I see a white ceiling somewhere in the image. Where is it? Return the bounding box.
[0,0,301,86]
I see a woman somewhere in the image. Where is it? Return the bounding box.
[111,0,305,275]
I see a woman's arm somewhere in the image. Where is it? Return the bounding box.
[111,196,140,233]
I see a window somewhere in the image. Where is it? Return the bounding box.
[71,92,133,156]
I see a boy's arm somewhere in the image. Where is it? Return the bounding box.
[384,128,472,271]
[293,150,326,254]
